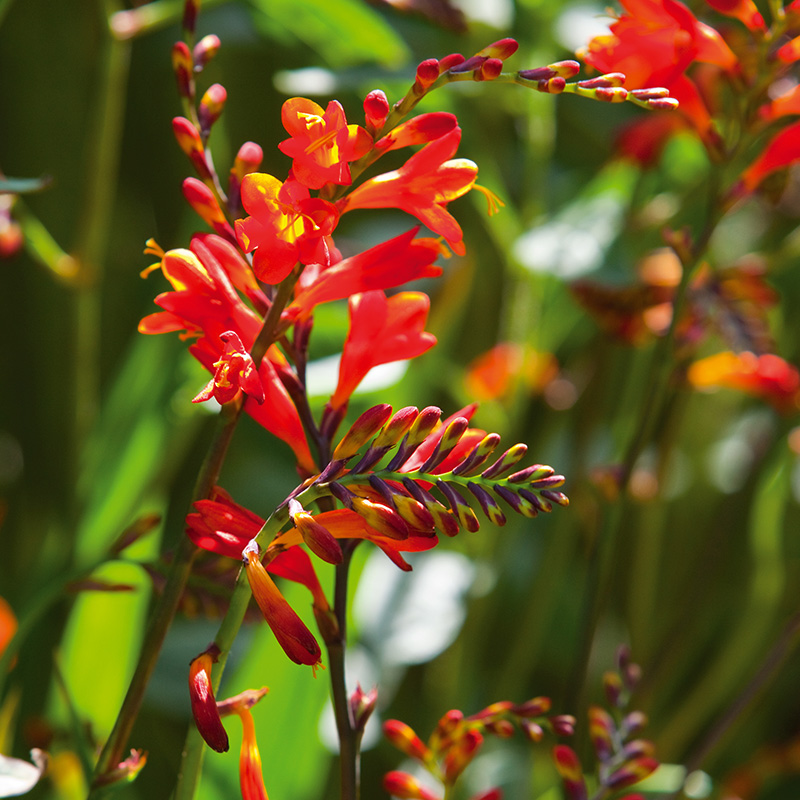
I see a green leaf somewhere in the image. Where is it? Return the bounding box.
[249,0,409,68]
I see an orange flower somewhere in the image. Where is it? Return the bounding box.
[0,595,16,658]
[278,97,372,190]
[338,128,478,255]
[288,228,443,319]
[244,549,322,667]
[687,351,800,412]
[235,173,339,284]
[330,290,437,410]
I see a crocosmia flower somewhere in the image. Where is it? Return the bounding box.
[188,645,229,753]
[581,0,737,141]
[235,173,339,284]
[278,97,372,190]
[192,330,265,406]
[339,128,478,255]
[330,290,437,410]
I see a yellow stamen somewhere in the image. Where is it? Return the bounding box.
[473,183,505,216]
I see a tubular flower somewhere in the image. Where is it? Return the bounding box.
[687,351,800,412]
[288,228,443,319]
[278,97,372,190]
[737,120,800,193]
[580,0,737,140]
[330,290,437,410]
[338,128,478,255]
[188,645,229,753]
[139,238,314,472]
[244,547,322,668]
[192,330,265,405]
[235,173,339,284]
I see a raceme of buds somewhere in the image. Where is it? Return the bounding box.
[188,644,229,753]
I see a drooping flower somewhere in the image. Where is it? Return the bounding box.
[188,644,229,753]
[580,0,738,141]
[330,290,437,410]
[243,546,322,668]
[235,173,339,284]
[278,97,372,190]
[338,128,478,255]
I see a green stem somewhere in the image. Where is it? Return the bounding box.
[328,542,360,800]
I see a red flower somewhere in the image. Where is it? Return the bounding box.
[235,173,339,284]
[338,128,478,255]
[581,0,737,140]
[188,645,229,753]
[287,228,443,319]
[278,97,372,190]
[687,351,800,412]
[738,120,800,192]
[192,330,265,405]
[330,290,437,410]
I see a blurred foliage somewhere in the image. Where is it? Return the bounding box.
[2,0,800,799]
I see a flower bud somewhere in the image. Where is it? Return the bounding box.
[552,745,587,800]
[288,499,343,564]
[182,177,235,239]
[475,38,518,60]
[171,41,194,100]
[513,696,551,718]
[198,83,227,135]
[383,771,440,800]
[350,684,378,733]
[415,59,441,93]
[550,714,576,737]
[333,404,393,460]
[364,89,390,131]
[384,719,432,762]
[606,757,659,789]
[189,644,229,753]
[443,729,483,783]
[193,34,221,71]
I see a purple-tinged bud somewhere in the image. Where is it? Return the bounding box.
[384,719,432,762]
[541,77,566,94]
[513,696,551,718]
[621,739,655,760]
[595,87,629,103]
[519,488,553,512]
[551,60,581,78]
[449,54,485,73]
[352,496,409,539]
[617,644,631,671]
[182,0,199,35]
[402,478,459,537]
[288,499,343,564]
[364,89,390,132]
[518,66,557,81]
[603,670,623,708]
[193,34,221,71]
[375,406,419,448]
[478,58,504,81]
[494,485,538,518]
[437,480,480,532]
[577,73,626,89]
[486,719,515,738]
[622,711,648,737]
[333,404,393,460]
[630,87,669,100]
[605,757,658,790]
[624,661,642,690]
[350,684,378,733]
[171,41,194,100]
[378,481,436,534]
[528,474,566,489]
[550,714,576,737]
[172,117,207,175]
[521,720,544,742]
[452,433,501,476]
[647,97,679,111]
[588,706,615,760]
[508,464,554,483]
[476,37,518,60]
[329,481,355,507]
[539,489,569,507]
[418,417,469,473]
[481,444,528,479]
[386,406,442,470]
[198,83,227,136]
[438,53,465,72]
[467,482,506,526]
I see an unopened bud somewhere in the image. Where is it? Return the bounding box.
[182,177,234,238]
[513,696,551,718]
[521,720,544,742]
[414,59,440,93]
[193,34,221,71]
[350,684,378,732]
[333,404,393,460]
[384,719,432,761]
[486,719,515,738]
[606,757,659,789]
[595,87,629,103]
[351,495,408,539]
[375,407,419,448]
[443,729,483,783]
[550,714,576,737]
[476,38,518,60]
[603,670,623,707]
[577,73,626,89]
[364,89,390,131]
[172,117,210,178]
[182,0,199,35]
[588,706,615,760]
[478,58,504,81]
[198,83,227,135]
[288,499,343,564]
[383,771,440,800]
[171,41,194,100]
